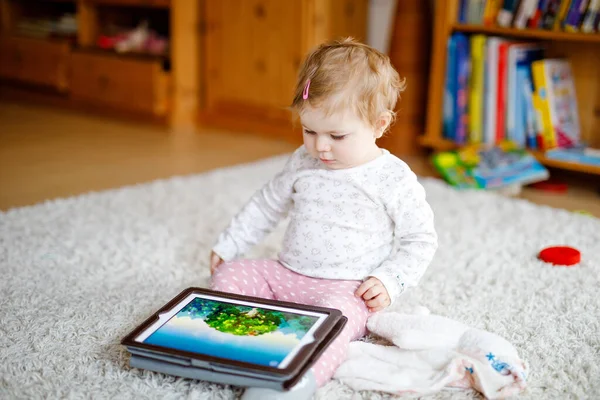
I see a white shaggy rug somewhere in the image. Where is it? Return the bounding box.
[1,154,599,400]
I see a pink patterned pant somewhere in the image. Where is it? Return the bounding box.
[210,259,369,387]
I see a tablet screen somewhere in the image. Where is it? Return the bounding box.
[133,293,328,369]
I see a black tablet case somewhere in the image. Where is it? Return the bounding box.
[122,287,347,391]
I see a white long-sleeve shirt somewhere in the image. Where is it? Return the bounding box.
[212,146,438,303]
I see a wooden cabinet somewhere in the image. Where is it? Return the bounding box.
[70,51,170,116]
[0,36,70,92]
[199,0,368,141]
[0,0,174,122]
[0,0,376,132]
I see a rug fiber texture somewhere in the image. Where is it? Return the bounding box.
[1,154,599,399]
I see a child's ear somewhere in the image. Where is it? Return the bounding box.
[375,113,392,138]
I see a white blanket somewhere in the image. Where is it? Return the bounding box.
[334,307,528,399]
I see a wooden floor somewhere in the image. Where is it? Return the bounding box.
[1,101,599,217]
[0,102,297,210]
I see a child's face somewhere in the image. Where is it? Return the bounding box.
[300,106,382,170]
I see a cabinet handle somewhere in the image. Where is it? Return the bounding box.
[254,4,265,18]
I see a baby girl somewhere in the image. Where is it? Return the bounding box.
[209,37,438,399]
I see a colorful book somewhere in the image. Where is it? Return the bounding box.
[529,0,550,28]
[541,0,563,29]
[458,0,469,23]
[516,68,532,147]
[507,43,545,147]
[468,0,487,24]
[496,41,514,144]
[498,0,523,26]
[484,37,507,145]
[443,35,458,140]
[514,0,540,28]
[469,35,486,144]
[523,72,540,149]
[444,33,471,144]
[531,59,581,149]
[545,145,600,166]
[564,0,589,31]
[581,0,600,31]
[432,144,549,190]
[484,0,504,25]
[455,33,471,145]
[531,92,546,148]
[555,0,573,29]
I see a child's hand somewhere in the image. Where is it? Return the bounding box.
[210,251,223,274]
[355,277,390,312]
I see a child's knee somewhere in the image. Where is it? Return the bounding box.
[210,261,242,289]
[213,260,243,278]
[318,296,367,321]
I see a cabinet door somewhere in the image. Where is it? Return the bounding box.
[0,37,20,80]
[71,51,169,116]
[201,0,305,134]
[0,36,70,92]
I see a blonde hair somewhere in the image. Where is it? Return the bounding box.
[291,37,406,133]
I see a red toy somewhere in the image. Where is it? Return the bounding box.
[530,180,568,193]
[538,246,581,266]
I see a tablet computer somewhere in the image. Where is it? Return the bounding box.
[122,287,346,387]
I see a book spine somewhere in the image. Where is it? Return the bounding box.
[469,35,486,144]
[484,0,504,25]
[496,42,510,143]
[581,0,600,31]
[554,0,573,30]
[529,0,549,27]
[506,47,517,142]
[458,0,469,23]
[443,36,458,140]
[540,0,563,29]
[468,0,487,24]
[564,0,588,31]
[531,60,558,149]
[484,38,501,144]
[497,0,522,26]
[523,72,537,149]
[514,0,540,28]
[547,61,580,148]
[456,34,471,145]
[531,92,544,148]
[514,68,526,146]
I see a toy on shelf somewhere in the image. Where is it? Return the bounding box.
[530,179,568,193]
[15,13,77,40]
[97,20,168,56]
[432,141,550,190]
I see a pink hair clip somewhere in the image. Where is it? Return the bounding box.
[302,79,311,100]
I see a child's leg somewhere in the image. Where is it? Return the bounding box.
[293,279,370,387]
[213,262,370,388]
[210,259,280,299]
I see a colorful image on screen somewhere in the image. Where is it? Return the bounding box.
[143,297,320,367]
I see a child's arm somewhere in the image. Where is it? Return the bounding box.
[212,147,305,261]
[368,169,438,304]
